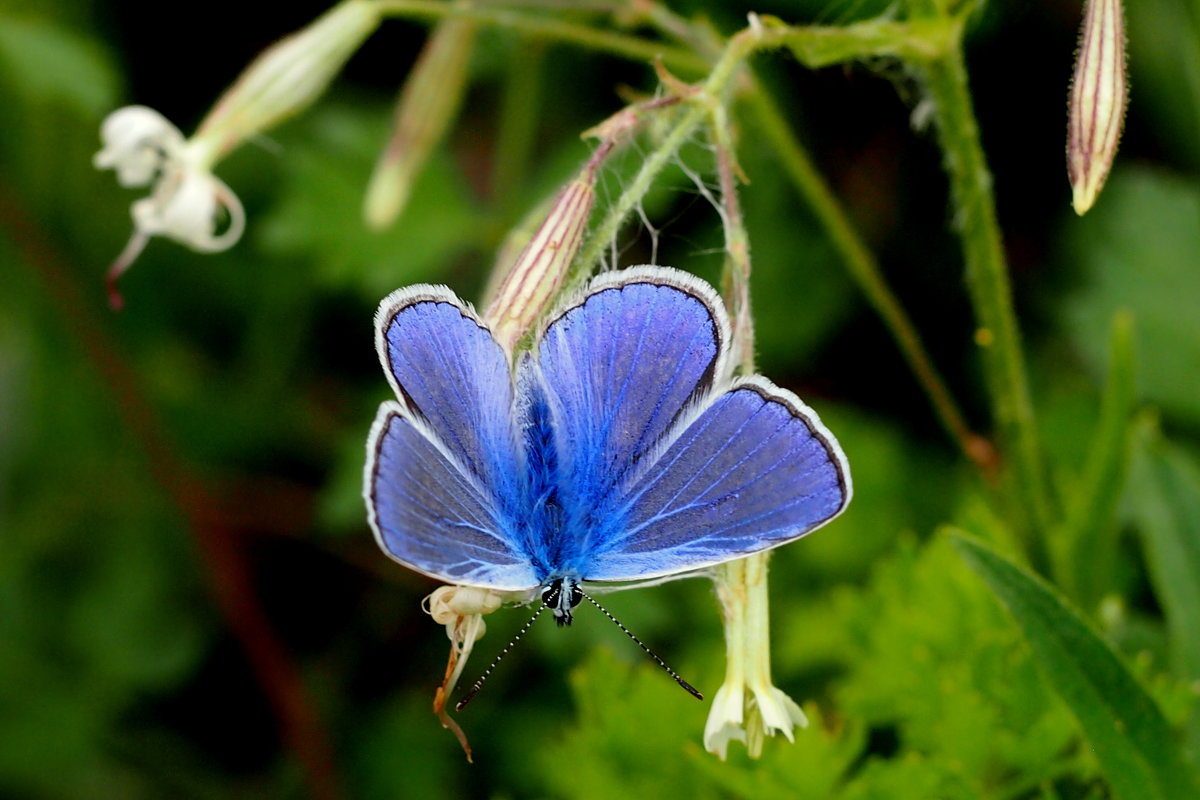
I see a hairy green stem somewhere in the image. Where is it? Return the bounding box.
[571,100,707,285]
[572,30,756,282]
[919,44,1055,566]
[711,107,755,374]
[373,0,709,74]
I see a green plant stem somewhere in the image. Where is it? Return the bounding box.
[761,16,957,65]
[742,82,989,470]
[920,44,1055,566]
[572,32,753,283]
[373,0,709,74]
[571,100,707,284]
[710,107,755,374]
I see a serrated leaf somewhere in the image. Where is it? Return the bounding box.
[953,532,1200,800]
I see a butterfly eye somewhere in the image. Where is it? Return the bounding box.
[568,583,583,609]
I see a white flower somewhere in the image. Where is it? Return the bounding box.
[704,553,809,759]
[94,106,244,308]
[94,105,187,187]
[93,0,381,307]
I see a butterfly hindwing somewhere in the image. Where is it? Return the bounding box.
[367,405,537,589]
[583,375,851,581]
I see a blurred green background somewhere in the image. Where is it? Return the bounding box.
[2,0,1198,797]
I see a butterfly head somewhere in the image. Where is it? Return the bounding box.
[541,577,583,627]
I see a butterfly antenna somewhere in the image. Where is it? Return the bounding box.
[580,590,703,701]
[456,604,544,711]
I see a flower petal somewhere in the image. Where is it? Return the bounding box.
[131,170,245,253]
[94,105,186,187]
[703,682,748,759]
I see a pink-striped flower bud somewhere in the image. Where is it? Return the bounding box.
[483,154,605,352]
[1067,0,1128,215]
[363,18,476,229]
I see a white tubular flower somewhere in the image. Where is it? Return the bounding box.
[1067,0,1128,215]
[704,553,808,760]
[93,0,381,307]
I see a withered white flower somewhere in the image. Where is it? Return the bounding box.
[94,106,244,308]
[94,0,381,306]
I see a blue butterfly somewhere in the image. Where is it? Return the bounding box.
[364,266,851,627]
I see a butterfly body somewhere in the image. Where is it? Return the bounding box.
[365,266,851,613]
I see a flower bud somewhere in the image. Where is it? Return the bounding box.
[193,0,381,166]
[484,151,608,352]
[1067,0,1128,215]
[363,18,476,230]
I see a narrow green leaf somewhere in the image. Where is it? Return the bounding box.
[1131,429,1200,680]
[952,532,1200,800]
[1059,311,1138,608]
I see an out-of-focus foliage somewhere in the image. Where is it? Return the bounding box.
[2,0,1199,798]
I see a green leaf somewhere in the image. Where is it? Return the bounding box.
[0,14,118,113]
[1058,311,1138,609]
[1131,430,1200,681]
[1065,169,1200,426]
[255,104,484,300]
[1126,0,1200,171]
[952,532,1200,800]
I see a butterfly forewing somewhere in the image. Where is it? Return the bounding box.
[533,268,729,553]
[375,286,522,495]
